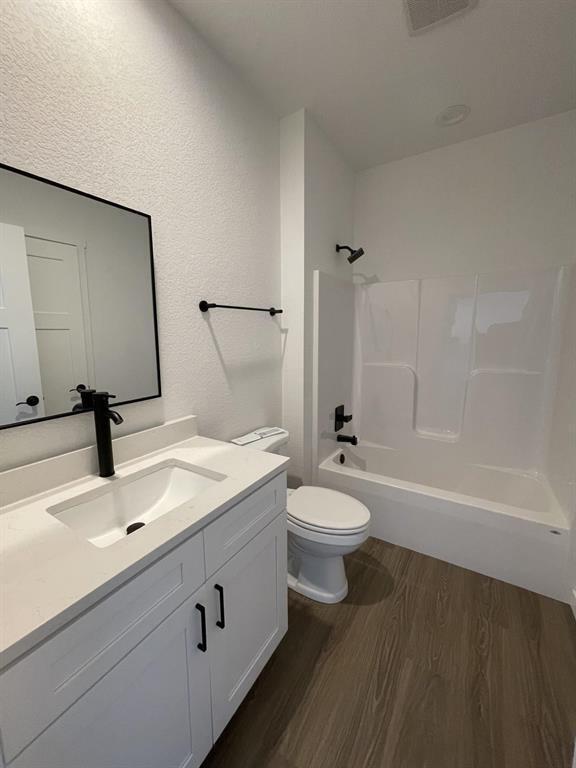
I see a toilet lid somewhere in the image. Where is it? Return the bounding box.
[287,486,370,533]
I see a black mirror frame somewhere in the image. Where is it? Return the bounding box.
[0,162,162,431]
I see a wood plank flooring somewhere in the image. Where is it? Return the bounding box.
[203,537,576,768]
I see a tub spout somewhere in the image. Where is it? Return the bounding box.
[337,434,358,446]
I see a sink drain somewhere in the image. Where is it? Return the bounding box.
[126,522,146,535]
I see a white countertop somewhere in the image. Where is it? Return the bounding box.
[0,436,289,669]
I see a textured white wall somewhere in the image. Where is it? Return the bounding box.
[280,110,306,484]
[354,111,576,282]
[0,0,281,471]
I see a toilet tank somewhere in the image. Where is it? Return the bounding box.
[231,427,289,453]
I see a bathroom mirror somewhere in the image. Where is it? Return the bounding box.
[0,164,161,429]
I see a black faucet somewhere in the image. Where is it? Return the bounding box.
[337,434,358,446]
[91,392,124,477]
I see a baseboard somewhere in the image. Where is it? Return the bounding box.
[570,589,576,621]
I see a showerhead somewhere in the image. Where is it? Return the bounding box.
[336,244,365,264]
[347,247,364,264]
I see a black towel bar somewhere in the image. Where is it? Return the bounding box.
[199,300,282,316]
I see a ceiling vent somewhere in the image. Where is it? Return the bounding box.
[404,0,478,34]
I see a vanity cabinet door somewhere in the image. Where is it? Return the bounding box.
[207,513,288,739]
[8,588,213,768]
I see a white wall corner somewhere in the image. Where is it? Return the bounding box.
[280,110,307,482]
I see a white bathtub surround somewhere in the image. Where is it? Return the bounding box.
[354,265,568,472]
[547,269,576,616]
[319,444,569,601]
[312,268,573,600]
[0,429,289,668]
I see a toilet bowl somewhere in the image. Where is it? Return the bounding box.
[232,427,371,604]
[286,486,370,603]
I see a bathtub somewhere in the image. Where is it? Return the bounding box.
[318,442,571,601]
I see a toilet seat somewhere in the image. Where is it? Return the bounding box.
[287,516,369,548]
[287,486,370,535]
[287,514,368,536]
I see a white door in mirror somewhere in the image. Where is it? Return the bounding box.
[25,236,93,415]
[0,223,45,424]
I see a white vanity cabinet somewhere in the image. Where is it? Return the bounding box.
[5,589,214,768]
[0,473,287,768]
[207,514,287,739]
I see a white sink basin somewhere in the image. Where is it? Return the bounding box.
[48,460,226,548]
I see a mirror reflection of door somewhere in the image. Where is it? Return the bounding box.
[25,236,94,415]
[0,223,45,423]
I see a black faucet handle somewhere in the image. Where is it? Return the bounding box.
[334,404,353,432]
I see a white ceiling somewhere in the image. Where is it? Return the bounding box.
[170,0,576,170]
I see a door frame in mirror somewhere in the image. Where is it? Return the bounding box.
[0,162,162,431]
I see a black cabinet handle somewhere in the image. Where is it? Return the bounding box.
[16,395,40,407]
[215,584,225,629]
[195,603,207,652]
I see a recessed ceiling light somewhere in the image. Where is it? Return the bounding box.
[436,104,471,127]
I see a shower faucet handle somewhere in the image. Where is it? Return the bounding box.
[334,404,353,432]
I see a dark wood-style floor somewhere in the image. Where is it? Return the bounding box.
[203,537,576,768]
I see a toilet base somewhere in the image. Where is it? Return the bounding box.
[287,571,348,603]
[287,549,349,604]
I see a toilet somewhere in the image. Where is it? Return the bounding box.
[232,427,370,604]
